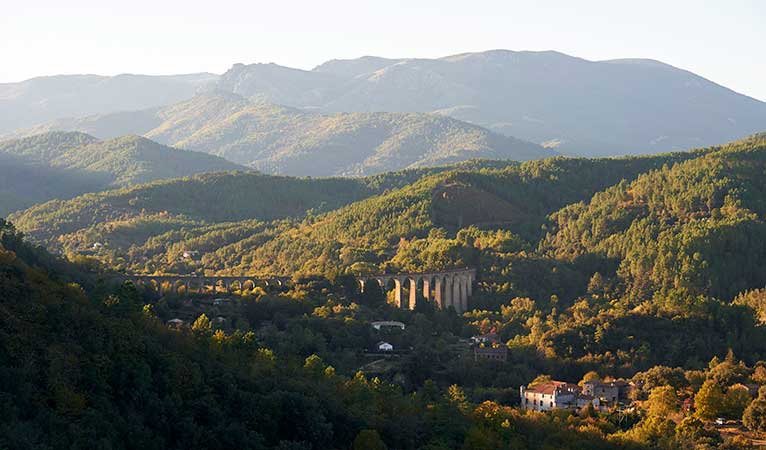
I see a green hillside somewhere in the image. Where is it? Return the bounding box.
[0,132,245,216]
[9,171,381,248]
[0,132,244,186]
[196,148,708,276]
[541,133,766,301]
[0,130,99,161]
[152,93,553,176]
[12,146,706,276]
[8,136,766,449]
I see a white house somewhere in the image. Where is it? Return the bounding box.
[376,341,394,352]
[182,250,199,259]
[167,318,185,328]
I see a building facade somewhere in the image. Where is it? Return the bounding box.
[582,380,631,405]
[474,345,508,361]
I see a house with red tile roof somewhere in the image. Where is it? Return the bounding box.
[520,381,600,412]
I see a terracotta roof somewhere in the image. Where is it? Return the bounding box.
[584,380,627,388]
[525,381,579,395]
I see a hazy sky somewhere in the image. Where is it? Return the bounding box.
[2,0,765,100]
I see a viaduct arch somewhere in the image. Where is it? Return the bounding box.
[123,267,477,313]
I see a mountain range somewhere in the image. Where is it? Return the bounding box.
[3,50,765,160]
[15,91,551,176]
[201,50,766,155]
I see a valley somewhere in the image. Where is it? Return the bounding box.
[3,20,766,447]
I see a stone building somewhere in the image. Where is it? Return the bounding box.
[474,345,508,362]
[582,380,631,405]
[520,381,600,412]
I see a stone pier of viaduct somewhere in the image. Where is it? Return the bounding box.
[124,267,476,313]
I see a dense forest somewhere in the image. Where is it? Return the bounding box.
[5,133,766,448]
[0,219,664,450]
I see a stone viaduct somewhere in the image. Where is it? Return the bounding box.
[356,267,476,313]
[124,275,290,294]
[124,267,476,313]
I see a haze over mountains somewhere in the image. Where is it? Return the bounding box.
[0,73,217,134]
[3,49,765,161]
[222,50,766,155]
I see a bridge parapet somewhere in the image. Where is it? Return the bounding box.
[124,274,290,294]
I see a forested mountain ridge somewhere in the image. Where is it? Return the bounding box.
[10,92,553,176]
[190,147,710,276]
[48,134,244,186]
[0,130,99,160]
[10,144,708,276]
[0,132,245,216]
[218,50,766,156]
[540,132,766,301]
[8,172,374,248]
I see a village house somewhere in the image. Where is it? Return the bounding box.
[181,250,199,260]
[471,332,500,345]
[520,381,600,412]
[474,344,508,362]
[581,380,631,405]
[376,341,394,352]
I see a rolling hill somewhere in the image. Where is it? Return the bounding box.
[11,92,553,177]
[0,132,244,216]
[218,50,766,156]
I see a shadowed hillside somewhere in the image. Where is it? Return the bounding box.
[0,132,244,216]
